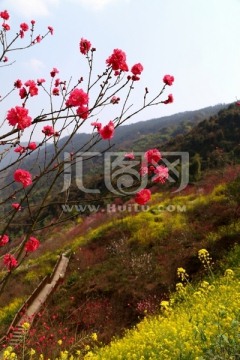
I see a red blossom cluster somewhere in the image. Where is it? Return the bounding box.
[106,48,129,73]
[52,77,66,95]
[145,148,162,163]
[14,79,22,88]
[48,26,54,35]
[37,78,46,85]
[52,87,59,96]
[153,165,169,184]
[23,80,39,97]
[163,94,174,104]
[19,22,29,38]
[14,169,32,188]
[28,142,37,150]
[66,88,89,107]
[162,75,174,105]
[66,88,89,119]
[25,236,40,253]
[1,10,10,34]
[134,148,169,205]
[7,106,32,130]
[163,74,174,86]
[20,22,28,32]
[79,38,91,55]
[14,146,26,154]
[91,120,115,140]
[135,188,151,205]
[124,152,135,160]
[0,10,10,20]
[105,49,144,81]
[50,67,59,78]
[42,125,59,137]
[0,234,9,246]
[14,142,37,154]
[130,63,144,81]
[1,233,40,270]
[11,203,21,211]
[99,121,115,140]
[110,96,120,104]
[3,254,18,271]
[2,23,10,31]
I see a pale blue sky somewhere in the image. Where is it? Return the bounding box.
[1,0,240,141]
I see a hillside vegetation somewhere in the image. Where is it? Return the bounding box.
[83,245,240,360]
[0,104,240,359]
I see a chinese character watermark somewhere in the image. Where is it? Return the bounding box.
[59,151,189,194]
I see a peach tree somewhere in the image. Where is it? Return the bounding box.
[0,9,174,294]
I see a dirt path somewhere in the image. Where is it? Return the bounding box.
[0,254,69,352]
[20,254,69,323]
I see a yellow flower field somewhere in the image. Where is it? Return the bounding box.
[83,250,240,359]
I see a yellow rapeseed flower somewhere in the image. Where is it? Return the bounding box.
[176,282,185,291]
[160,300,170,310]
[3,349,11,357]
[224,269,234,278]
[198,249,211,265]
[85,351,94,358]
[198,249,209,257]
[91,332,98,341]
[3,346,17,360]
[59,351,69,360]
[22,322,30,331]
[177,267,186,275]
[200,281,209,288]
[177,267,189,281]
[193,291,203,298]
[29,348,36,356]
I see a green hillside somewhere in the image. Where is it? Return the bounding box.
[0,103,240,359]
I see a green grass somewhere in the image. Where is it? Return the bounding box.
[0,297,25,326]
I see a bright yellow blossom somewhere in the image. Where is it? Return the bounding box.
[224,268,234,278]
[91,333,98,341]
[177,267,189,281]
[22,322,30,331]
[29,348,36,356]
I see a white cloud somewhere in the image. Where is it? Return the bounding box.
[23,58,45,72]
[1,0,59,17]
[70,0,125,11]
[2,0,130,17]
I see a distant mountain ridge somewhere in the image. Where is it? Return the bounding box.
[0,103,229,199]
[0,103,226,171]
[1,102,239,234]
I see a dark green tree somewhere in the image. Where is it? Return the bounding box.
[189,153,202,182]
